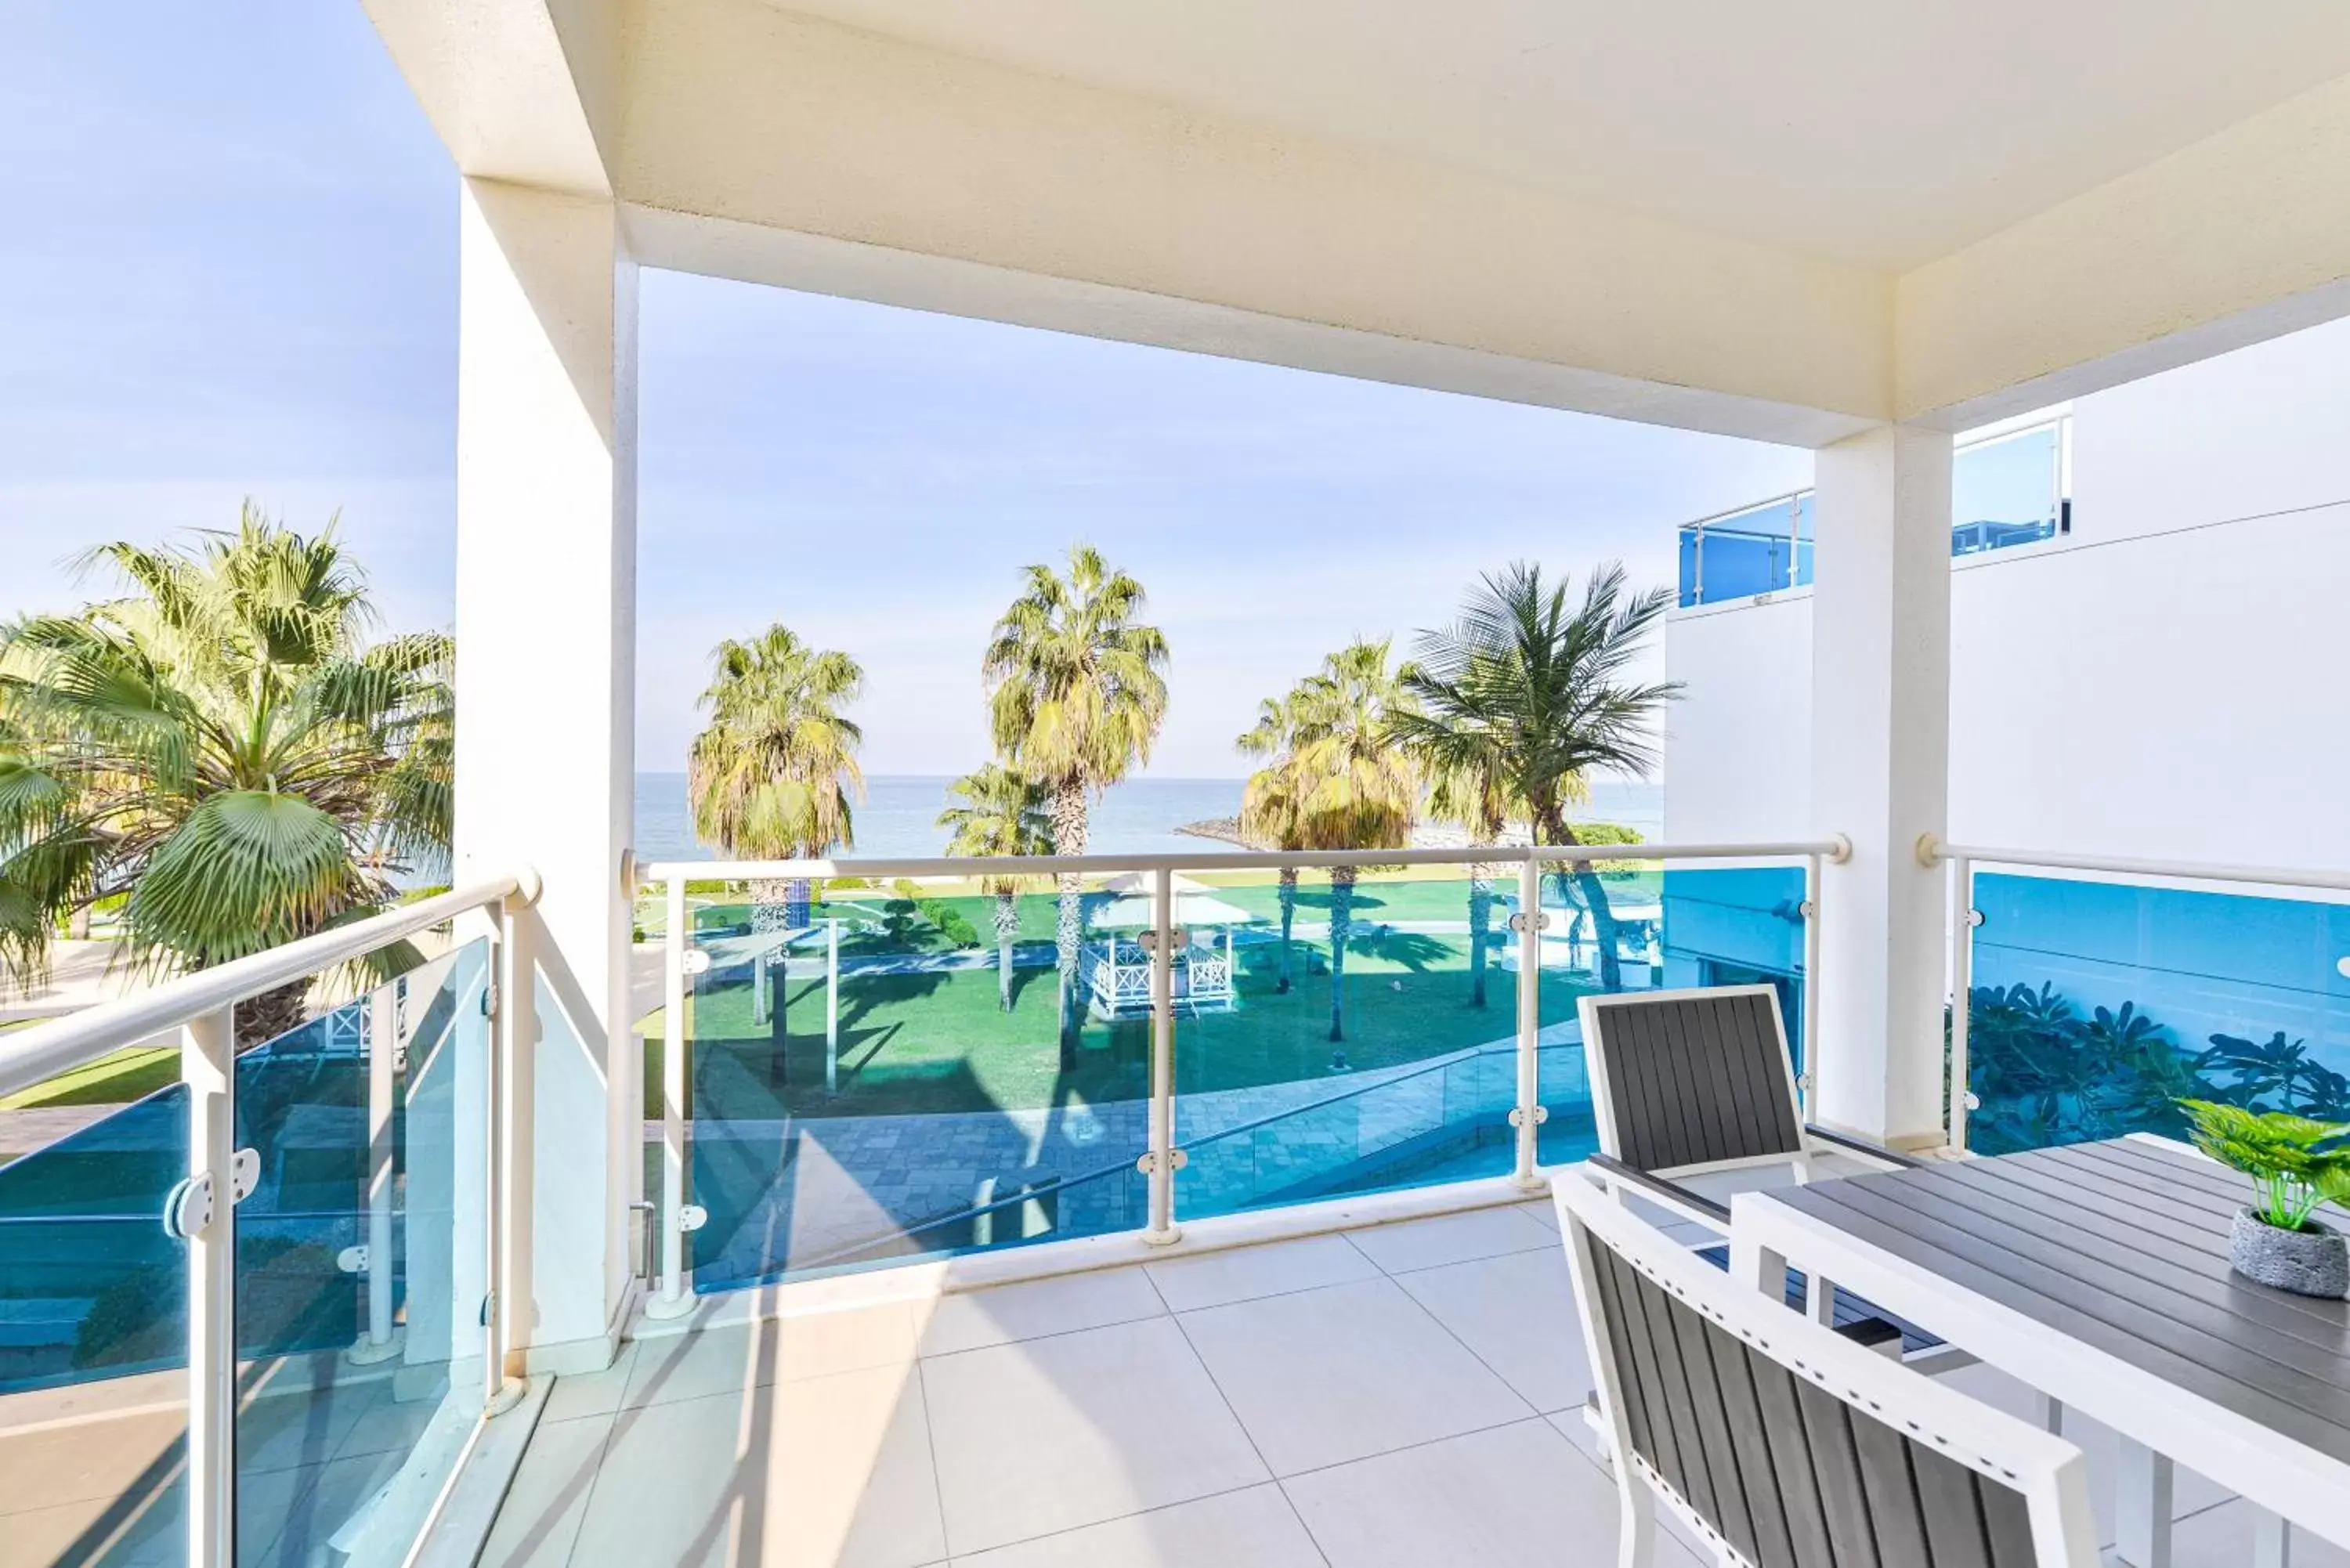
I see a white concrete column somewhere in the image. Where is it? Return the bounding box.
[1809,423,1951,1146]
[453,177,638,1364]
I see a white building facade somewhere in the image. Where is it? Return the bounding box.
[1664,313,2350,869]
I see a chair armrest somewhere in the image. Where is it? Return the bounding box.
[1585,1154,1732,1230]
[1802,1123,1927,1170]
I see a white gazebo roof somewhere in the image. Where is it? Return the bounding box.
[1093,872,1257,930]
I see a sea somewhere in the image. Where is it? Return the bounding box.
[633,773,1666,862]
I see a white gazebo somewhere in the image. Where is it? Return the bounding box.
[1079,872,1255,1020]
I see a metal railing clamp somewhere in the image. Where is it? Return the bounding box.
[162,1148,258,1240]
[675,1203,708,1233]
[1506,911,1552,934]
[1134,1148,1189,1176]
[1508,1104,1550,1129]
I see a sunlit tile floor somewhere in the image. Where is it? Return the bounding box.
[480,1200,2346,1568]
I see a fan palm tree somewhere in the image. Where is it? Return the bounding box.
[938,764,1052,1013]
[982,546,1170,1064]
[689,625,863,1089]
[687,625,865,931]
[1236,691,1310,995]
[1278,639,1421,1042]
[1394,561,1676,993]
[0,510,452,1044]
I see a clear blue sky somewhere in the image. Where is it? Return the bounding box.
[5,2,1813,781]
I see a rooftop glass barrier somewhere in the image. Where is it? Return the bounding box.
[1678,419,2065,607]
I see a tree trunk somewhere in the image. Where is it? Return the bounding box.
[1549,816,1624,993]
[1328,866,1357,1043]
[1050,782,1089,1069]
[1275,866,1298,994]
[993,890,1019,1013]
[235,980,313,1050]
[67,905,91,941]
[750,876,793,934]
[1467,854,1495,1009]
[766,953,790,1089]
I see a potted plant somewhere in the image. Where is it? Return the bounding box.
[2178,1100,2350,1297]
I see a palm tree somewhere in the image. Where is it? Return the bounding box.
[983,546,1170,1064]
[1395,561,1676,993]
[687,625,865,932]
[1279,639,1421,1043]
[0,510,452,1044]
[938,764,1052,1013]
[688,626,863,1087]
[1236,691,1310,995]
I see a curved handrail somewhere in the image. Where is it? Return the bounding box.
[0,872,527,1100]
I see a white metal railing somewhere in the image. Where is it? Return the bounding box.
[0,869,534,1568]
[634,837,1846,1308]
[1922,837,2350,1151]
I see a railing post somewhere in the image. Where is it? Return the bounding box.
[1801,853,1822,1124]
[826,916,841,1098]
[650,873,695,1316]
[1144,865,1181,1244]
[1947,854,1975,1153]
[1511,852,1546,1191]
[181,1003,237,1568]
[360,981,400,1360]
[486,900,528,1409]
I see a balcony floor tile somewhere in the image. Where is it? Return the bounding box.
[1390,1245,1590,1415]
[912,1266,1165,1358]
[921,1316,1268,1556]
[567,1365,945,1568]
[1173,1275,1533,1476]
[945,1484,1325,1568]
[1280,1417,1707,1568]
[1340,1205,1556,1274]
[1143,1233,1379,1312]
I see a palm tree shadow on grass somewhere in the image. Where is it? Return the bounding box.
[1345,929,1453,975]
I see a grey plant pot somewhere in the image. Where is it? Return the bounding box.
[2229,1207,2350,1298]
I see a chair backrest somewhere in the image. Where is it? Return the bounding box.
[1554,1172,2098,1568]
[1579,985,1803,1176]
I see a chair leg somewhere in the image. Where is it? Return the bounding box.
[1618,1479,1656,1568]
[2034,1392,2063,1435]
[2113,1440,2173,1568]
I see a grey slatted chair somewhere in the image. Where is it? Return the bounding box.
[1578,985,1940,1352]
[1556,1171,2100,1568]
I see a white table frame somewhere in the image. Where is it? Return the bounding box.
[1730,1153,2341,1568]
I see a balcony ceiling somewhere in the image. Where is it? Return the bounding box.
[754,0,2350,270]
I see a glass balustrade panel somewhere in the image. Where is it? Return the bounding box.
[1965,872,2350,1154]
[1172,862,1523,1219]
[674,870,1145,1287]
[0,1069,190,1563]
[232,939,492,1567]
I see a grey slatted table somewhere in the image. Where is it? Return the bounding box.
[1729,1135,2350,1567]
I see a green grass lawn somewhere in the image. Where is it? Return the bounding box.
[0,1045,181,1110]
[658,925,1598,1123]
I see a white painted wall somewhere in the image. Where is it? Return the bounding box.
[1663,315,2350,870]
[453,178,640,1365]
